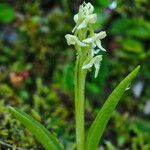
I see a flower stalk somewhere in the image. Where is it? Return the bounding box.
[74,52,87,150]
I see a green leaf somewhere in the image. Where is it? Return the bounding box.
[0,3,15,23]
[9,107,64,150]
[122,38,143,53]
[86,66,140,150]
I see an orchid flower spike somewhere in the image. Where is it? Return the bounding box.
[65,2,107,78]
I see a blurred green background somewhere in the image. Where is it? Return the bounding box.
[0,0,150,149]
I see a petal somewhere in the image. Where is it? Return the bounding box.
[65,34,76,45]
[83,2,94,15]
[77,20,87,29]
[82,55,103,78]
[92,42,97,48]
[96,40,106,51]
[94,63,100,78]
[83,37,94,43]
[91,48,94,57]
[74,14,78,23]
[86,2,94,14]
[96,31,107,39]
[93,55,103,78]
[78,4,84,14]
[65,34,86,47]
[91,48,100,57]
[72,26,77,33]
[77,40,87,47]
[82,61,93,70]
[88,14,97,24]
[93,48,100,54]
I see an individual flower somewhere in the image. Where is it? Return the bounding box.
[77,14,97,30]
[82,55,103,78]
[65,34,87,47]
[83,2,94,15]
[72,2,97,32]
[91,48,100,57]
[83,31,106,51]
[74,2,94,23]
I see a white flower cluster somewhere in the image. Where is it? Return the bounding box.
[65,2,106,78]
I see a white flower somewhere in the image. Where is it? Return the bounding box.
[65,34,87,47]
[77,14,97,30]
[72,2,97,32]
[83,31,106,51]
[91,48,100,57]
[83,2,94,15]
[82,55,103,78]
[74,14,79,23]
[77,2,94,20]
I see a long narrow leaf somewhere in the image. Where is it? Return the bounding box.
[86,65,140,150]
[9,107,64,150]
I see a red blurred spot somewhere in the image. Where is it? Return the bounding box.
[21,70,30,79]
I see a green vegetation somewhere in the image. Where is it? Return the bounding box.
[0,0,149,149]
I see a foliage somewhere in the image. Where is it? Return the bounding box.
[9,107,64,150]
[86,66,140,150]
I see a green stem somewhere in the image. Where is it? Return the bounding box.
[75,54,87,150]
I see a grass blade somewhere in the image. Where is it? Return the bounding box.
[86,65,140,150]
[9,107,64,150]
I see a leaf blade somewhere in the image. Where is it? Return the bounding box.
[9,107,64,150]
[86,65,140,150]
